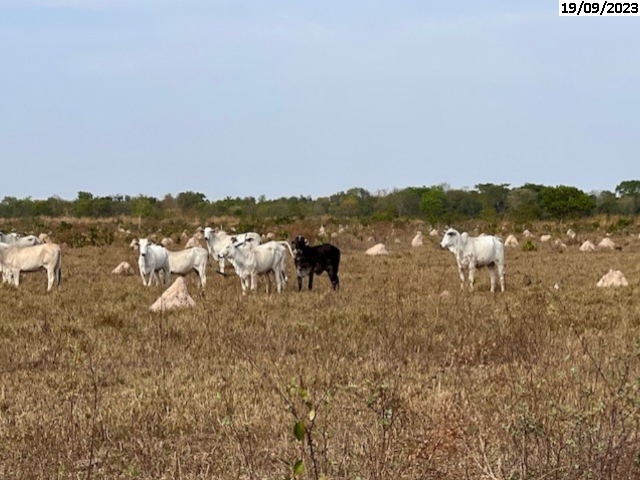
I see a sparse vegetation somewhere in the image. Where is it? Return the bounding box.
[0,220,640,478]
[0,179,639,223]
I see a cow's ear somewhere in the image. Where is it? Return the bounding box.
[304,238,309,245]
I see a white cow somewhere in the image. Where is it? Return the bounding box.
[0,232,41,247]
[218,238,293,294]
[0,243,62,292]
[167,247,209,288]
[440,228,505,293]
[134,238,171,287]
[203,227,262,274]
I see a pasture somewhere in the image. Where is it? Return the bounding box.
[1,228,640,479]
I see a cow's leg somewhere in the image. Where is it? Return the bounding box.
[308,271,314,290]
[328,266,339,290]
[497,262,505,292]
[251,273,258,293]
[46,266,55,292]
[297,271,303,292]
[218,258,225,275]
[140,270,147,286]
[264,272,271,294]
[12,269,20,287]
[488,265,496,293]
[164,267,171,287]
[457,266,465,290]
[468,265,476,291]
[275,269,283,293]
[198,266,206,288]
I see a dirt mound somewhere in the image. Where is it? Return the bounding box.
[597,269,628,287]
[365,243,389,256]
[112,261,135,276]
[411,232,423,247]
[149,277,196,311]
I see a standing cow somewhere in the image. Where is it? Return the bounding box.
[203,227,262,274]
[0,243,62,292]
[134,238,171,287]
[291,235,340,291]
[439,228,505,292]
[167,247,209,288]
[217,238,293,294]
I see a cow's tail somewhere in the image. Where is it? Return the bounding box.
[56,248,62,287]
[277,241,295,258]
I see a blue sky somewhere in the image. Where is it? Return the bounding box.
[1,1,638,201]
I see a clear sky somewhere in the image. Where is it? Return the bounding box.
[1,1,638,201]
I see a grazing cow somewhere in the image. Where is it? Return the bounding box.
[134,238,171,287]
[291,235,341,291]
[167,246,209,288]
[203,227,261,274]
[0,243,62,292]
[439,228,505,293]
[218,238,293,294]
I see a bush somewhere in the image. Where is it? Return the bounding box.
[522,239,537,252]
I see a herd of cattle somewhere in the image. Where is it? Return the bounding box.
[0,226,507,294]
[0,227,345,295]
[131,227,342,295]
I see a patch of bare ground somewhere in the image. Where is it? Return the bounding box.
[0,231,640,479]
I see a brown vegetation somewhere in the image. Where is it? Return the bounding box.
[1,223,640,479]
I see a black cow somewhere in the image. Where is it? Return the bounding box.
[292,235,340,291]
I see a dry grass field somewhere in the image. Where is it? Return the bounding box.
[1,226,640,479]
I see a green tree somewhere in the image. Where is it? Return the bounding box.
[540,186,595,219]
[445,189,483,219]
[594,190,619,215]
[615,180,640,214]
[476,183,510,215]
[73,191,95,217]
[131,195,158,219]
[176,191,207,212]
[507,188,540,222]
[615,180,640,197]
[420,186,447,223]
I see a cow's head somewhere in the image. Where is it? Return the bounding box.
[292,235,308,253]
[138,238,152,257]
[205,226,225,242]
[440,228,461,251]
[217,239,238,260]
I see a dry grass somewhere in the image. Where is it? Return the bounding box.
[1,228,640,479]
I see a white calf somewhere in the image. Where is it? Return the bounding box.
[440,228,505,292]
[218,239,292,294]
[167,247,209,288]
[135,238,171,287]
[0,243,62,292]
[203,227,261,274]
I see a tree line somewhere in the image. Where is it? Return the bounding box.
[1,181,639,224]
